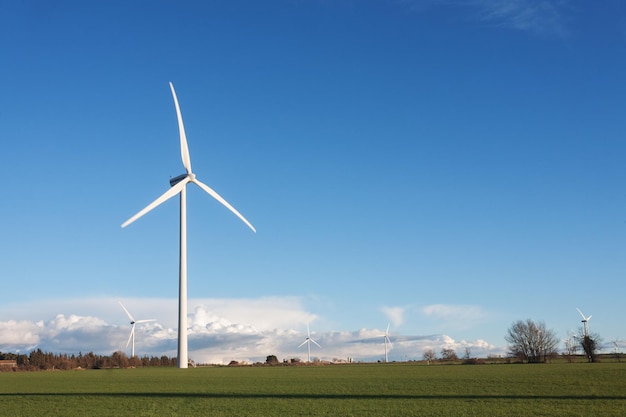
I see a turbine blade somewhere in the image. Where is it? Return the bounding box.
[126,325,135,348]
[587,315,592,321]
[192,178,256,233]
[386,323,390,336]
[169,82,192,174]
[118,301,135,322]
[576,308,586,320]
[121,177,190,228]
[311,339,321,348]
[135,319,157,324]
[298,340,308,348]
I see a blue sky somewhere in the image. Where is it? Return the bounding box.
[1,0,625,364]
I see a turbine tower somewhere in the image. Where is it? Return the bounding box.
[298,324,321,363]
[382,323,392,363]
[122,82,256,368]
[576,308,592,337]
[119,301,156,358]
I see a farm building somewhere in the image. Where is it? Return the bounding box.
[0,360,17,368]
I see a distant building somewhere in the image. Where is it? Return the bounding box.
[0,360,17,368]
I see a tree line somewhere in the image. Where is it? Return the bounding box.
[419,319,606,365]
[504,319,603,363]
[3,319,608,371]
[0,349,177,371]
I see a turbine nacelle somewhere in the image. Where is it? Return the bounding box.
[299,324,321,362]
[576,308,592,337]
[576,307,592,322]
[119,301,155,357]
[170,173,189,187]
[382,323,392,363]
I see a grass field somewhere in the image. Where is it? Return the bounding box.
[1,362,625,416]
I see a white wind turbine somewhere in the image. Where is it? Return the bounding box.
[298,324,321,363]
[382,323,392,363]
[576,308,592,337]
[119,301,156,358]
[121,82,256,369]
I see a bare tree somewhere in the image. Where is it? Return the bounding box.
[440,348,458,361]
[422,348,436,364]
[505,319,559,363]
[464,347,472,360]
[564,335,578,363]
[612,338,621,363]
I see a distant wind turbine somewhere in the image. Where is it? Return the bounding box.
[121,82,256,368]
[298,324,321,363]
[576,308,592,337]
[382,323,392,363]
[119,301,156,358]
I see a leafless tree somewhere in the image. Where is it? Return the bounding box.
[422,348,436,364]
[464,347,472,360]
[564,335,578,363]
[505,319,559,363]
[440,348,458,361]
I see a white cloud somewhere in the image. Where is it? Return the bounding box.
[0,320,41,347]
[48,314,108,331]
[188,297,317,332]
[0,296,506,364]
[381,305,407,327]
[0,296,316,331]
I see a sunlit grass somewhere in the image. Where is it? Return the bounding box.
[2,362,625,416]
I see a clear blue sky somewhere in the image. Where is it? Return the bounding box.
[1,0,624,363]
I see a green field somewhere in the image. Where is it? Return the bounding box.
[1,363,625,416]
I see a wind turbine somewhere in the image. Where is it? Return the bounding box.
[298,324,321,363]
[382,323,392,363]
[121,82,256,368]
[119,301,156,358]
[576,308,592,337]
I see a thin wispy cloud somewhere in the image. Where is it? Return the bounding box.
[402,0,575,37]
[474,0,572,37]
[421,303,490,329]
